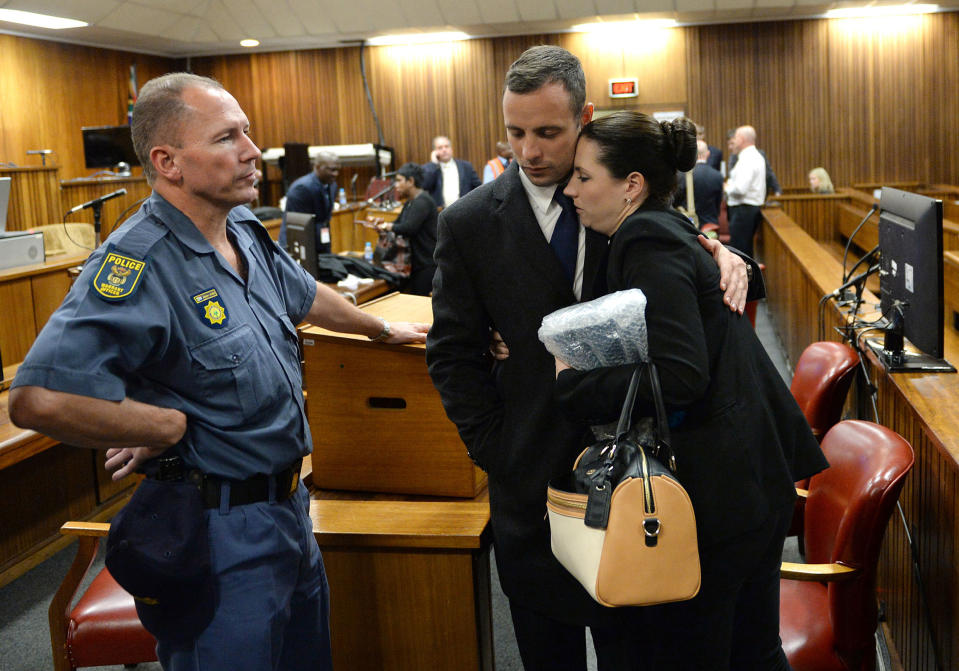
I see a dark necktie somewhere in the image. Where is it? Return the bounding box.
[551,186,578,286]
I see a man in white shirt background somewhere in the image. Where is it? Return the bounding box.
[724,125,766,256]
[421,135,481,208]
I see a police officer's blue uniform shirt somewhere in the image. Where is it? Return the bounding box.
[13,192,318,480]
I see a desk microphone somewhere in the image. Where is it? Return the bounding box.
[67,188,127,215]
[829,263,880,299]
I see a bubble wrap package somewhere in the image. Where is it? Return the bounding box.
[537,289,649,370]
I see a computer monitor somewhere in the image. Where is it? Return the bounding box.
[82,125,140,170]
[871,187,954,372]
[284,212,317,278]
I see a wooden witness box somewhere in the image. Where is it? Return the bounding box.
[301,293,486,497]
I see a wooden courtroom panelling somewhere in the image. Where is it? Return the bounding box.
[0,35,171,183]
[0,277,38,364]
[60,177,152,237]
[945,253,959,338]
[772,193,849,242]
[0,166,62,233]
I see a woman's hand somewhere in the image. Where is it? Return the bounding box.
[698,235,748,314]
[555,357,571,378]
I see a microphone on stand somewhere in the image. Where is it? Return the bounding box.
[67,188,127,215]
[350,173,359,201]
[828,263,880,299]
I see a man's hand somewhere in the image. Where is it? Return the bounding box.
[698,235,748,314]
[383,322,430,344]
[555,357,572,378]
[105,446,169,481]
[489,330,509,360]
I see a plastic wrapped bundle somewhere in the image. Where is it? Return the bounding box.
[538,289,649,370]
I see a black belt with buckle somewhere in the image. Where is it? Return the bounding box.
[148,456,301,509]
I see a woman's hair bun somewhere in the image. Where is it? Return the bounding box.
[660,117,698,173]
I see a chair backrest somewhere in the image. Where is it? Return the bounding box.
[30,223,95,257]
[790,341,859,439]
[804,420,914,667]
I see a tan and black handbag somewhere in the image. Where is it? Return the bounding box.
[547,362,701,607]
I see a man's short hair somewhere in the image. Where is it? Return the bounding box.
[132,73,224,184]
[432,136,450,148]
[312,150,339,167]
[396,162,423,188]
[504,45,586,119]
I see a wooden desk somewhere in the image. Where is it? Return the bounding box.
[311,491,492,671]
[0,252,87,365]
[759,207,959,671]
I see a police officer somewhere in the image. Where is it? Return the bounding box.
[9,73,428,671]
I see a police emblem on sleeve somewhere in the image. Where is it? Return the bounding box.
[192,287,229,328]
[91,246,148,301]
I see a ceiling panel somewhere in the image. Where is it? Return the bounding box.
[435,0,483,25]
[676,0,714,12]
[554,0,599,20]
[476,0,521,24]
[286,0,340,34]
[394,0,444,27]
[2,0,119,22]
[517,0,558,22]
[129,0,207,16]
[202,0,248,41]
[218,0,275,38]
[97,2,179,33]
[594,0,636,14]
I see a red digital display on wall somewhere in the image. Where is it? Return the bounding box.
[608,78,639,98]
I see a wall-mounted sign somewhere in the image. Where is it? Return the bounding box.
[608,78,638,98]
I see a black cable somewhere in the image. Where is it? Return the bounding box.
[109,196,148,237]
[358,41,385,147]
[842,203,879,283]
[60,211,95,252]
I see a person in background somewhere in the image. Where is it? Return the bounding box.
[421,135,481,207]
[674,140,724,228]
[8,72,428,671]
[695,123,722,171]
[427,45,756,671]
[372,162,438,296]
[725,125,766,257]
[483,141,514,183]
[279,150,340,252]
[808,167,835,194]
[727,129,782,197]
[559,111,826,670]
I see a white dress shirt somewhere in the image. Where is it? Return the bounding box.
[440,159,460,207]
[518,167,586,300]
[725,145,766,206]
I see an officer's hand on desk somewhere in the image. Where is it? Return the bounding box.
[105,445,170,481]
[383,322,430,344]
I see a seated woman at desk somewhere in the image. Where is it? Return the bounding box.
[808,167,835,194]
[555,112,826,670]
[371,162,438,296]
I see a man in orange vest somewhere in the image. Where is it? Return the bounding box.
[482,141,513,183]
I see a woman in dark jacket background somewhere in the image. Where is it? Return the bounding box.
[556,112,827,670]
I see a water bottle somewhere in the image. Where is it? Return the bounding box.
[364,241,373,263]
[338,187,347,207]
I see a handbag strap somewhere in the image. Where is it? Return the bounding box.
[613,362,678,473]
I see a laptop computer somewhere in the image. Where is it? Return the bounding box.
[0,177,11,234]
[284,211,317,278]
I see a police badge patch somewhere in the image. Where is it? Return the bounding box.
[192,287,229,328]
[91,246,149,301]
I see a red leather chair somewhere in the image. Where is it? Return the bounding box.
[780,420,914,671]
[788,341,860,544]
[791,342,860,441]
[49,521,157,671]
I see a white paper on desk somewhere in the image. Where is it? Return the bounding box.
[336,274,374,290]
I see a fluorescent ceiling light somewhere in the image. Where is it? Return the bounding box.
[572,19,678,32]
[0,8,87,29]
[825,4,938,18]
[240,39,260,47]
[367,31,469,46]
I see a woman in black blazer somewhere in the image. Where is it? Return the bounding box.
[555,112,827,670]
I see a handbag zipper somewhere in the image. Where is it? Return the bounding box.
[640,448,656,515]
[546,489,588,512]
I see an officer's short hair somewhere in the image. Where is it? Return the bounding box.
[312,150,339,167]
[132,73,224,184]
[396,162,423,188]
[504,46,586,120]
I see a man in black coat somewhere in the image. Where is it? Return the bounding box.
[426,46,756,671]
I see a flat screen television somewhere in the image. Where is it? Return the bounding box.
[82,125,140,170]
[871,187,954,372]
